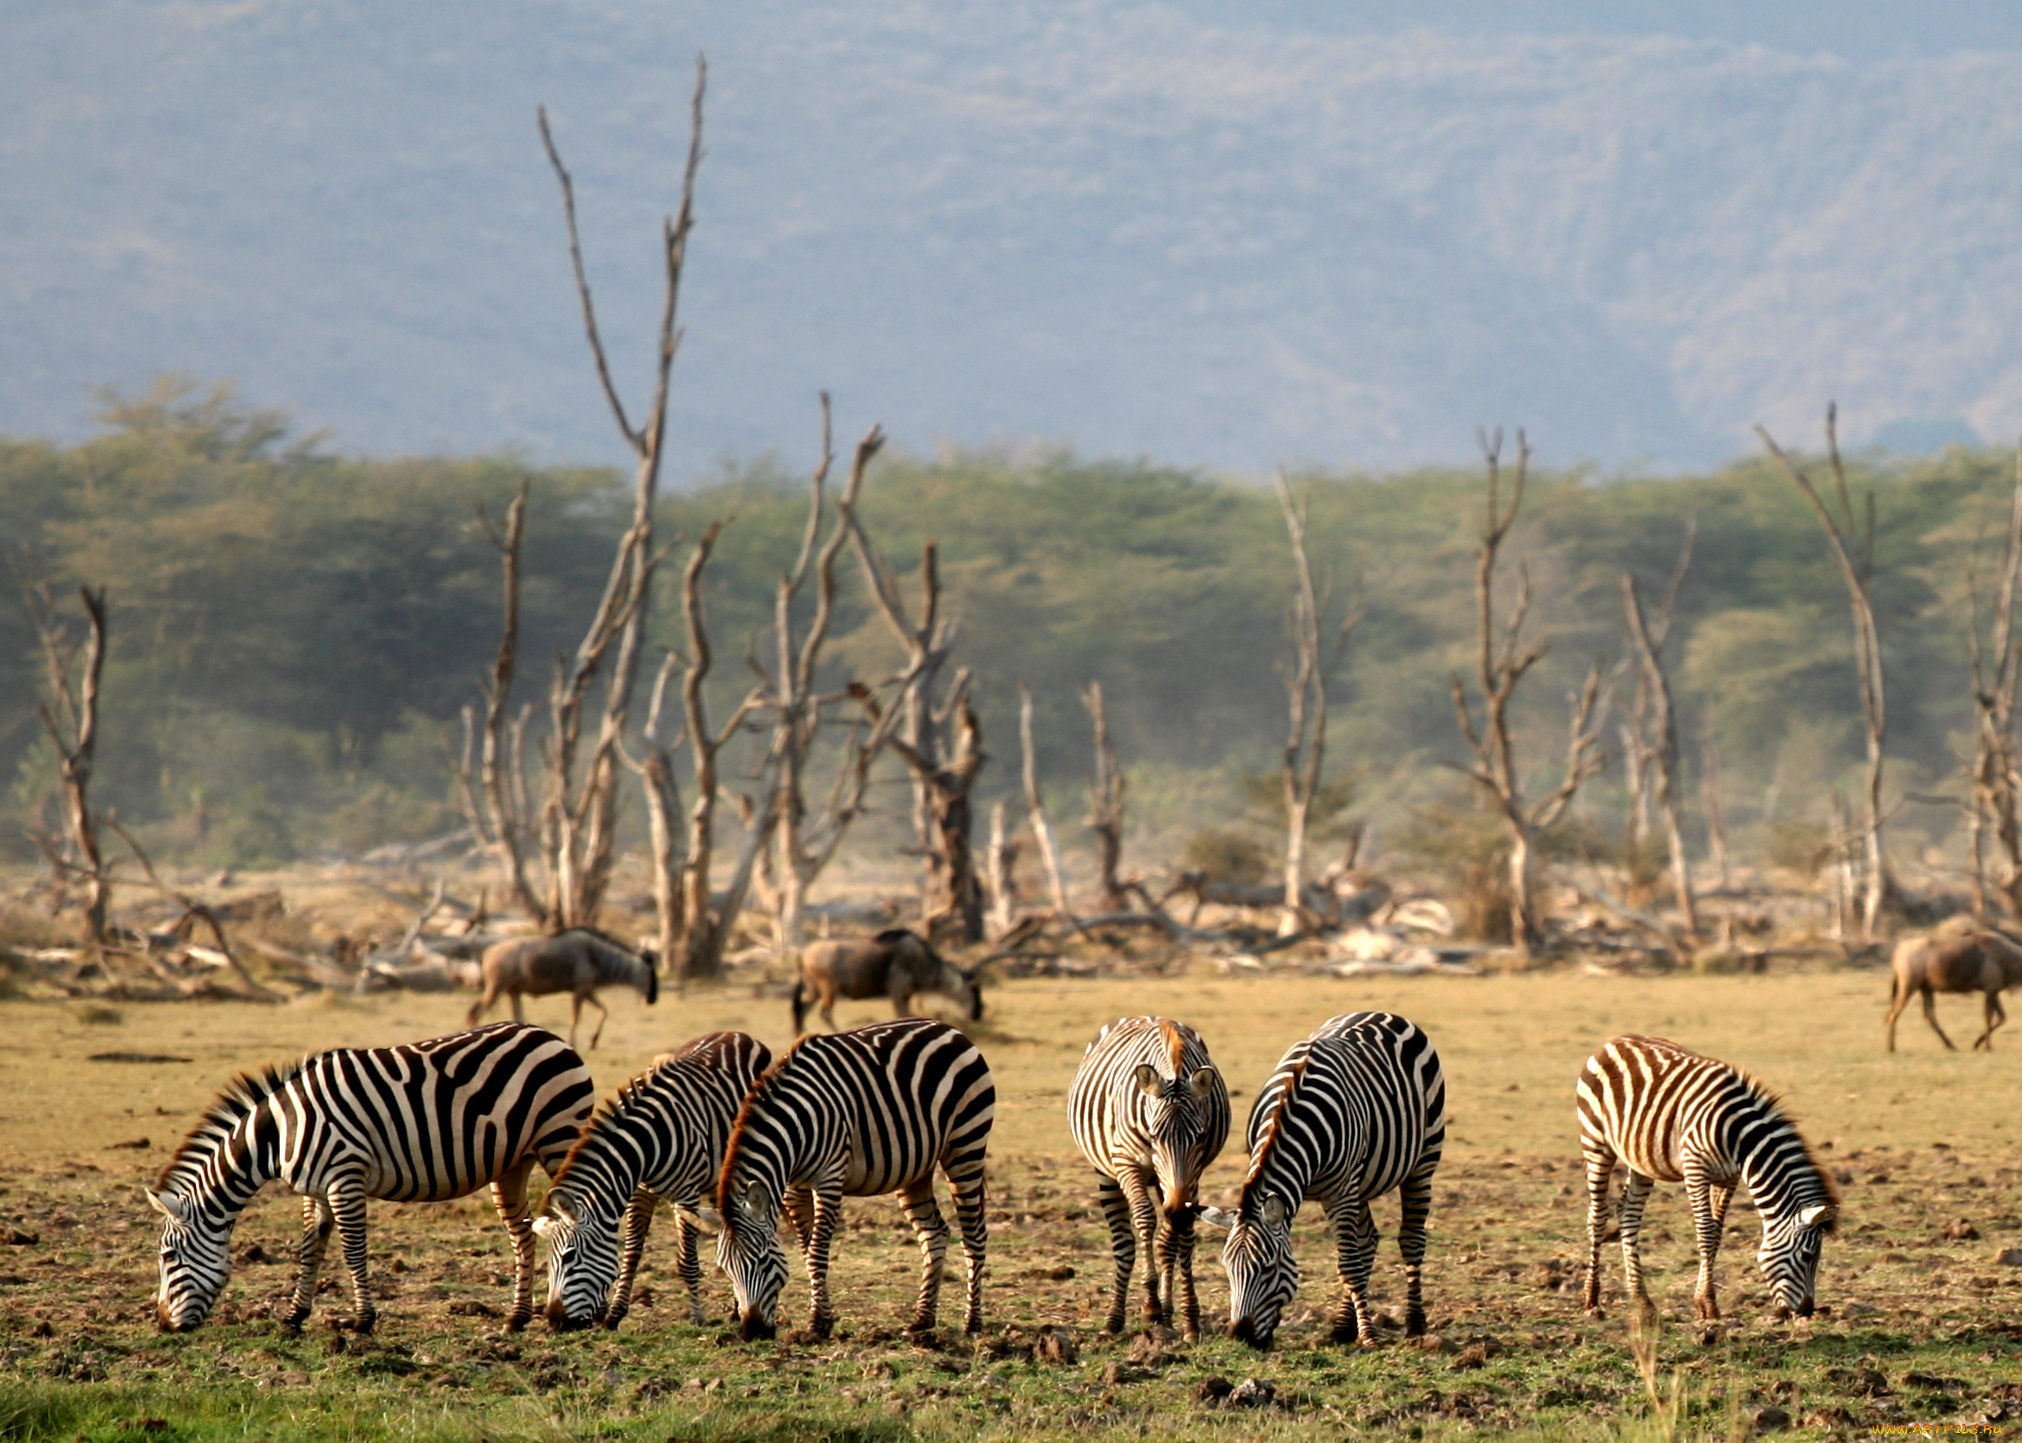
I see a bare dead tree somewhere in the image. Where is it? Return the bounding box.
[454,482,546,921]
[1083,681,1129,913]
[17,562,111,944]
[670,524,767,981]
[1621,567,1700,940]
[764,408,913,948]
[1019,686,1072,919]
[619,651,686,965]
[842,492,987,942]
[985,798,1019,938]
[1699,732,1732,893]
[1614,521,1694,861]
[1964,441,2022,920]
[530,58,704,929]
[1756,405,1893,937]
[1274,472,1356,935]
[1450,429,1608,955]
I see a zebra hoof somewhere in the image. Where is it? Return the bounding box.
[505,1312,530,1333]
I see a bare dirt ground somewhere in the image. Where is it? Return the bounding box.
[1,970,2018,1440]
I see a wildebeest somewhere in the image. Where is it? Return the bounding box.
[467,928,658,1050]
[1884,926,2022,1051]
[790,928,982,1034]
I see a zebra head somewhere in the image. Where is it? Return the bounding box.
[1133,1062,1221,1214]
[532,1192,620,1331]
[1757,1201,1836,1319]
[1200,1192,1299,1348]
[693,1180,789,1341]
[144,1187,231,1332]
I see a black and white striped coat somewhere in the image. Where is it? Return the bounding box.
[146,1022,593,1334]
[1577,1035,1839,1321]
[534,1031,771,1330]
[1067,1015,1230,1339]
[1201,1012,1445,1348]
[684,1017,995,1341]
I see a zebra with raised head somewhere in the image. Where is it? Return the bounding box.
[1068,1015,1230,1339]
[146,1022,593,1334]
[1200,1011,1445,1349]
[1577,1035,1839,1321]
[679,1017,995,1341]
[533,1031,771,1331]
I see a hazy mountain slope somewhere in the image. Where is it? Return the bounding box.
[4,1,2020,472]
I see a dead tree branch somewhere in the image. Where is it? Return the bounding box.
[1756,405,1892,936]
[1083,680,1128,913]
[16,560,111,945]
[1621,565,1700,940]
[1020,686,1072,921]
[1965,438,2022,920]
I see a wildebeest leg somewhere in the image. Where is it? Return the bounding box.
[1976,990,2006,1050]
[820,985,838,1032]
[1884,976,1909,1052]
[281,1193,333,1330]
[466,984,495,1028]
[509,990,524,1024]
[893,989,914,1018]
[585,991,610,1049]
[567,994,583,1049]
[491,1156,538,1331]
[1921,987,1958,1050]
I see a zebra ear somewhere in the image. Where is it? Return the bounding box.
[531,1214,558,1239]
[741,1181,769,1217]
[1134,1063,1165,1097]
[1799,1204,1836,1230]
[1186,1066,1219,1101]
[673,1204,723,1236]
[546,1196,577,1226]
[1196,1206,1237,1231]
[1261,1193,1292,1229]
[143,1188,185,1223]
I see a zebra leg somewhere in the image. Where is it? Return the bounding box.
[1326,1197,1382,1346]
[1398,1162,1436,1337]
[784,1185,817,1251]
[948,1161,988,1335]
[327,1178,376,1334]
[899,1178,950,1335]
[1617,1172,1656,1311]
[1580,1142,1616,1314]
[1115,1165,1165,1324]
[282,1194,334,1331]
[605,1188,657,1329]
[673,1209,706,1325]
[1161,1203,1203,1340]
[1095,1175,1137,1333]
[804,1187,844,1338]
[491,1157,538,1331]
[1683,1169,1725,1321]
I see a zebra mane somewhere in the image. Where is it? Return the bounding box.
[557,1033,725,1185]
[1239,1047,1315,1201]
[1718,1062,1842,1219]
[716,1037,811,1209]
[1159,1018,1188,1077]
[155,1058,307,1195]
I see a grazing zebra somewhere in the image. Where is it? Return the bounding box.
[533,1031,771,1331]
[1067,1015,1230,1339]
[1200,1012,1446,1349]
[1577,1035,1838,1321]
[146,1022,593,1334]
[467,927,659,1050]
[680,1017,995,1341]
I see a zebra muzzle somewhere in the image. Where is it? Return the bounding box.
[738,1311,777,1342]
[1230,1315,1271,1349]
[544,1298,594,1332]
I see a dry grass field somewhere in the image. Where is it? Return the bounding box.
[1,967,2018,1440]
